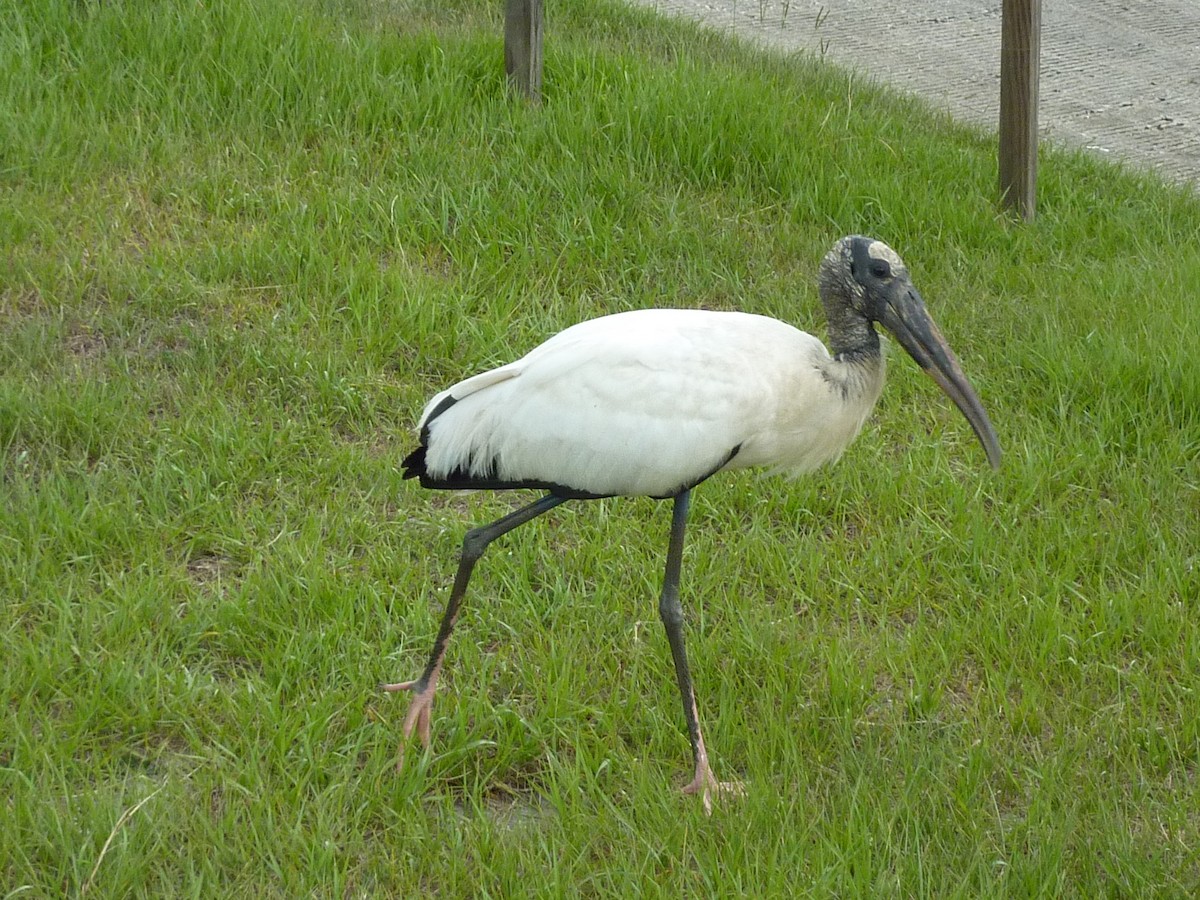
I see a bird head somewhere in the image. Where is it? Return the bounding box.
[821,235,1002,470]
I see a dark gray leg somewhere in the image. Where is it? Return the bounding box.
[658,489,723,812]
[384,493,567,769]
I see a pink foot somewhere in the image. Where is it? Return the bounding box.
[681,761,745,815]
[381,678,438,771]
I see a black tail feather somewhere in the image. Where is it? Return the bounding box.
[402,391,610,498]
[401,442,608,499]
[400,444,427,481]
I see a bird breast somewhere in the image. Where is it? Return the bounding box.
[420,309,887,498]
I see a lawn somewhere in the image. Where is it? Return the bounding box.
[2,0,1198,895]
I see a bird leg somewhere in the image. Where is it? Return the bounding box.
[383,493,567,770]
[658,489,742,814]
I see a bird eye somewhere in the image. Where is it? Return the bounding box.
[869,260,891,278]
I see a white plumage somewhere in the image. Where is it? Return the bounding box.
[418,308,886,498]
[387,235,1000,813]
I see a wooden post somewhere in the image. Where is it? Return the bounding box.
[998,0,1041,220]
[505,0,543,103]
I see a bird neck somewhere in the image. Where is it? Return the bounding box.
[816,252,886,403]
[825,307,881,364]
[822,330,886,406]
[818,254,882,364]
[822,305,886,406]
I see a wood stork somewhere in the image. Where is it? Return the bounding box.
[385,235,1001,813]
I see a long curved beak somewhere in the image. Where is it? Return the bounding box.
[878,285,1002,470]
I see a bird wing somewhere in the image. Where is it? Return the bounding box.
[416,364,522,428]
[417,309,836,498]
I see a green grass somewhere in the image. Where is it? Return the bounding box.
[3,0,1199,894]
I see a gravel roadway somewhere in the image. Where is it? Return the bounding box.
[624,0,1200,188]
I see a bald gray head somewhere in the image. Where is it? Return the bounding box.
[817,235,912,359]
[817,235,1002,469]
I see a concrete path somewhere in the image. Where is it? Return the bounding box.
[626,0,1200,188]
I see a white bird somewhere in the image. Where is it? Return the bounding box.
[385,235,1001,813]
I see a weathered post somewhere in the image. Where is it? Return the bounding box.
[999,0,1041,220]
[505,0,543,103]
